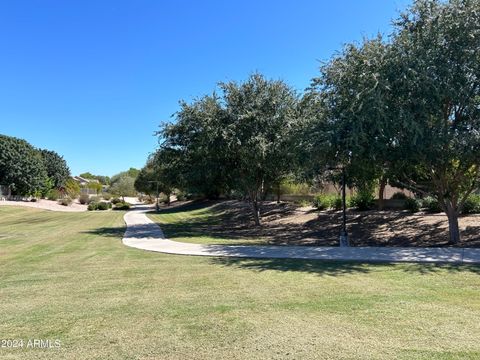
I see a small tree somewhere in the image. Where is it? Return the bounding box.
[110,175,136,201]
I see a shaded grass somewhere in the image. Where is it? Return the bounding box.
[148,200,480,247]
[1,206,480,359]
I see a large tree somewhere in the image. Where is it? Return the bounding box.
[157,74,299,225]
[308,0,480,243]
[387,0,480,243]
[158,95,235,199]
[307,37,396,208]
[220,74,299,225]
[0,135,48,196]
[40,149,70,189]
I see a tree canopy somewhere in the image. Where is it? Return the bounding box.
[0,135,48,196]
[142,0,479,244]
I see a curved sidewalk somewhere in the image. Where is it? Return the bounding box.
[122,207,480,264]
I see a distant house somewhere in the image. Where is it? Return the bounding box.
[72,176,101,195]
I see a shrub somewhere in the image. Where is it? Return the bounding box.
[176,191,186,201]
[159,194,170,204]
[313,194,330,210]
[79,193,90,205]
[296,199,311,207]
[404,197,420,213]
[143,196,155,204]
[87,202,98,211]
[422,196,442,213]
[96,201,110,210]
[90,195,102,203]
[350,191,374,211]
[313,194,344,210]
[58,197,72,206]
[462,195,480,214]
[114,201,131,210]
[65,178,80,199]
[102,193,112,201]
[46,189,61,201]
[391,191,408,200]
[111,197,122,204]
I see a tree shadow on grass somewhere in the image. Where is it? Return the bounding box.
[148,201,480,248]
[210,257,480,276]
[83,226,125,239]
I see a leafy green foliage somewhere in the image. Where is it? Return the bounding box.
[350,185,375,211]
[46,189,61,201]
[40,149,70,188]
[65,178,80,199]
[422,197,442,213]
[404,198,420,213]
[0,134,48,196]
[58,197,72,206]
[113,201,131,210]
[391,192,408,200]
[313,194,343,210]
[109,175,136,199]
[79,194,90,205]
[462,195,480,214]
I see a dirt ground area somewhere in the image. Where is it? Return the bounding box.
[168,200,480,247]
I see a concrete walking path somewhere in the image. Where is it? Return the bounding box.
[122,206,480,264]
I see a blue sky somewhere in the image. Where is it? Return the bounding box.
[0,0,411,176]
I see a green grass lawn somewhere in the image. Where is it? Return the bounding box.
[147,201,268,245]
[2,206,480,359]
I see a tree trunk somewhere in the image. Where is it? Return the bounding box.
[378,177,387,211]
[276,183,281,204]
[250,196,261,226]
[445,200,460,244]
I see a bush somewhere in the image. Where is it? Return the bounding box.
[113,201,131,210]
[111,197,122,204]
[90,195,102,203]
[87,202,98,211]
[391,191,408,200]
[143,196,155,204]
[58,197,72,206]
[46,189,61,201]
[350,190,375,211]
[102,193,112,201]
[176,191,186,201]
[422,196,442,213]
[313,194,330,210]
[313,194,344,210]
[65,178,80,199]
[96,201,111,210]
[462,195,480,214]
[404,197,420,213]
[296,199,311,207]
[79,193,90,205]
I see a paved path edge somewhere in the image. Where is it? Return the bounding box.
[121,207,480,264]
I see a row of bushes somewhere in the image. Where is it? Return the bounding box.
[79,193,113,204]
[87,200,131,211]
[404,195,480,214]
[313,191,375,211]
[313,192,480,214]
